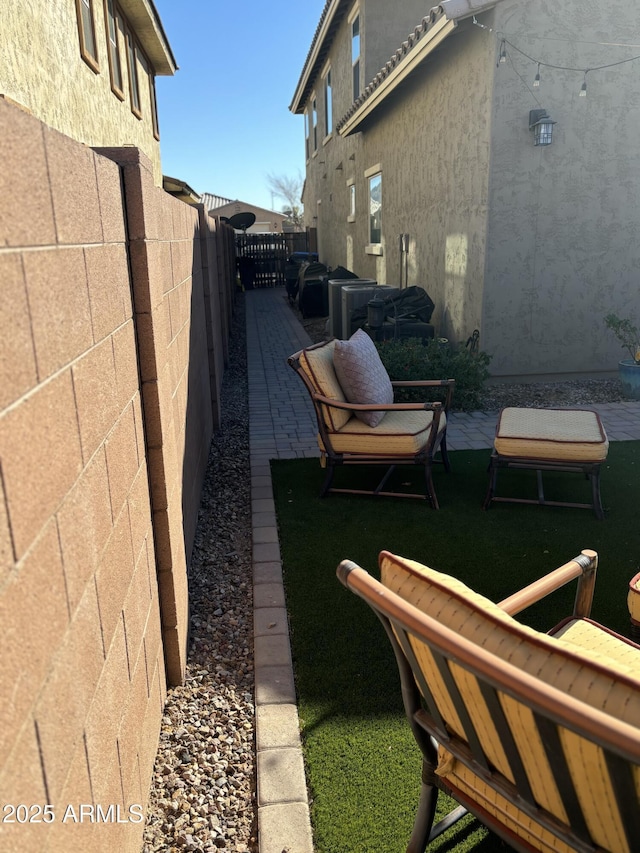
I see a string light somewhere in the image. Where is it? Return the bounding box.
[580,71,588,97]
[533,63,541,88]
[494,34,640,98]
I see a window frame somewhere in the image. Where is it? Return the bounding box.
[350,9,361,102]
[365,165,382,252]
[347,178,356,223]
[138,50,160,139]
[323,66,333,138]
[104,0,125,99]
[75,0,100,73]
[125,24,142,119]
[311,95,318,152]
[304,110,310,161]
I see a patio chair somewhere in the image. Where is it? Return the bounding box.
[287,333,454,506]
[337,549,640,853]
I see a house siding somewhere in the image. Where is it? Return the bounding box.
[1,0,166,184]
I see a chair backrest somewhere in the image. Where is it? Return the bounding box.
[292,339,351,432]
[338,551,640,853]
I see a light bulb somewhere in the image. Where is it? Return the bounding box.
[533,64,541,87]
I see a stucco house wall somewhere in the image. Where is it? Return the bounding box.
[1,0,174,186]
[485,0,640,377]
[294,0,640,379]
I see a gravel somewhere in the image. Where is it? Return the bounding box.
[143,299,257,853]
[142,294,627,853]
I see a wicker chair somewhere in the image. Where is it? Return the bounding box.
[337,549,640,853]
[287,338,454,507]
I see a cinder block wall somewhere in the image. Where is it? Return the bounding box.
[0,100,235,852]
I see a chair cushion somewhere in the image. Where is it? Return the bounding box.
[494,407,609,461]
[333,329,394,427]
[329,410,445,455]
[299,339,351,431]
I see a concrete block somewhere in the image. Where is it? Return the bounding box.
[105,401,140,519]
[256,748,308,806]
[0,521,68,763]
[112,320,140,411]
[253,582,286,609]
[34,581,104,800]
[84,242,131,342]
[254,665,296,705]
[258,803,314,853]
[22,246,93,380]
[44,127,102,245]
[56,445,113,615]
[127,464,153,565]
[255,704,302,752]
[0,252,38,409]
[254,606,289,637]
[0,99,56,247]
[0,370,82,558]
[254,633,293,670]
[95,507,135,650]
[72,336,120,464]
[253,561,283,585]
[94,151,126,243]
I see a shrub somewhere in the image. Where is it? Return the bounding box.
[376,337,492,411]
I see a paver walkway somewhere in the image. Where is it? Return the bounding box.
[245,286,640,853]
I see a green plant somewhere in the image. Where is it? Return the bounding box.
[604,313,640,363]
[376,337,492,411]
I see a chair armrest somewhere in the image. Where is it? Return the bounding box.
[391,378,455,411]
[313,394,443,414]
[497,549,597,619]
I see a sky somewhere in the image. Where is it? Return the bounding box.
[152,1,326,212]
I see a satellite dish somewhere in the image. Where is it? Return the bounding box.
[228,212,256,232]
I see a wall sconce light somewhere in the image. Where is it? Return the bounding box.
[529,108,556,146]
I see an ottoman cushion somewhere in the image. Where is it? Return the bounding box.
[494,407,609,462]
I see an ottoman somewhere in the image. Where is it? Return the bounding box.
[483,407,609,519]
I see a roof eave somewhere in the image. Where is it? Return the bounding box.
[338,16,458,137]
[290,0,343,114]
[119,0,178,75]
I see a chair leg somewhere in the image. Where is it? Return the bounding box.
[406,778,439,853]
[439,433,451,472]
[590,468,605,520]
[482,455,498,510]
[319,463,335,497]
[424,464,439,509]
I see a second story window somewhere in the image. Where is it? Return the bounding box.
[312,97,318,152]
[368,172,382,244]
[126,27,142,118]
[76,0,99,72]
[324,68,332,136]
[351,14,361,101]
[104,0,124,98]
[304,111,310,160]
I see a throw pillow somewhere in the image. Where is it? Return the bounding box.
[333,329,394,427]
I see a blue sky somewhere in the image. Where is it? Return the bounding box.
[153,1,326,211]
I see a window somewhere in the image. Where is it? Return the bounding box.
[368,172,382,244]
[324,68,332,136]
[312,96,318,151]
[351,13,361,101]
[139,52,160,139]
[104,0,124,98]
[125,26,142,118]
[347,179,356,222]
[304,110,310,160]
[75,0,99,72]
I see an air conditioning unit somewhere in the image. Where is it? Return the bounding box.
[328,279,376,339]
[341,284,397,339]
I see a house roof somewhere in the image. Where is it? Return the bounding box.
[119,0,177,75]
[291,0,500,126]
[163,175,201,204]
[201,193,235,211]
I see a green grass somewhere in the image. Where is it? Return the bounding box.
[271,442,640,853]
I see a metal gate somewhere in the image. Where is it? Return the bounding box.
[236,231,314,287]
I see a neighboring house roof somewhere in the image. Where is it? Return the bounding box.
[201,193,235,210]
[120,0,177,75]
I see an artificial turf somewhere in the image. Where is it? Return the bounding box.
[271,441,640,853]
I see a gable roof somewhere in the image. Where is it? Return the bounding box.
[291,0,501,126]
